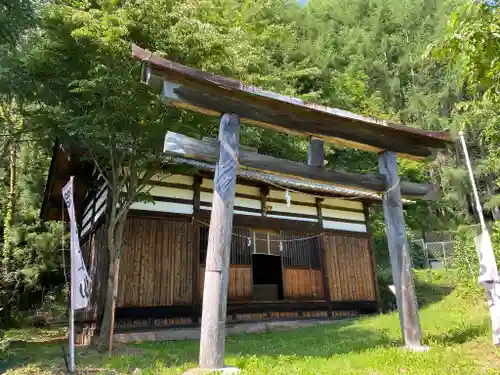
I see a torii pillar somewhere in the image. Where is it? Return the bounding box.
[379,151,428,351]
[198,113,241,371]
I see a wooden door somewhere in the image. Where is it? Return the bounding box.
[322,234,376,301]
[280,232,325,300]
[199,226,253,302]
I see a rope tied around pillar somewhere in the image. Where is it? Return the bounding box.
[383,178,400,200]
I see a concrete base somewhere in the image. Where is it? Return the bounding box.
[405,344,430,352]
[183,366,240,374]
[114,318,348,343]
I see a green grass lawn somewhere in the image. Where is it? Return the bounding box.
[2,270,499,374]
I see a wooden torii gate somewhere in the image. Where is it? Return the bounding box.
[132,44,452,370]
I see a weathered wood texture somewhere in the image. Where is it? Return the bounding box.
[199,113,241,369]
[164,131,434,198]
[199,265,253,301]
[283,268,325,300]
[322,235,377,301]
[77,224,108,345]
[308,137,325,168]
[117,217,195,307]
[379,151,423,348]
[133,44,451,159]
[364,204,381,309]
[280,230,324,300]
[80,223,108,322]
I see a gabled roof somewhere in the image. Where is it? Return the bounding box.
[40,141,93,221]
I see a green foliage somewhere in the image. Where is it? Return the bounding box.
[451,227,479,283]
[491,221,500,264]
[432,1,500,218]
[0,142,64,325]
[449,222,500,286]
[0,0,65,323]
[0,0,35,48]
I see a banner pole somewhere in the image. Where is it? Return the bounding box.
[62,178,76,373]
[458,131,487,231]
[69,307,75,373]
[67,188,75,374]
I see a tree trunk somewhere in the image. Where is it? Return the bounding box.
[98,205,128,351]
[2,133,17,275]
[98,252,117,349]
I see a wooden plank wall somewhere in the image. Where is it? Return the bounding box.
[117,217,195,307]
[322,235,376,301]
[283,268,325,300]
[199,265,252,301]
[80,224,109,322]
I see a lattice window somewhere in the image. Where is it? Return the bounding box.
[281,232,321,270]
[198,226,252,265]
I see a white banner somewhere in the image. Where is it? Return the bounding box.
[476,231,500,346]
[62,177,91,310]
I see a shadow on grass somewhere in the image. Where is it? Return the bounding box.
[379,278,454,313]
[0,339,136,374]
[0,340,65,374]
[225,322,396,359]
[427,323,488,345]
[415,280,454,307]
[102,322,398,372]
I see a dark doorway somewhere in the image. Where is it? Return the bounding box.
[252,254,284,301]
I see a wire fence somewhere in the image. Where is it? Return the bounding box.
[409,239,455,270]
[409,224,482,278]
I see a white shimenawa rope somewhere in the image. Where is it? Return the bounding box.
[194,219,324,243]
[382,178,400,198]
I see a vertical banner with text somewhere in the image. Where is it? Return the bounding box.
[62,177,91,310]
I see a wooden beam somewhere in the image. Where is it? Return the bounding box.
[192,176,202,324]
[113,300,378,321]
[308,137,332,316]
[164,131,435,199]
[316,199,333,317]
[260,185,269,217]
[379,151,425,350]
[308,137,325,168]
[199,114,241,369]
[195,211,326,234]
[193,176,202,214]
[364,204,381,312]
[133,44,452,160]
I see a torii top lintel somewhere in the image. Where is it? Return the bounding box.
[132,44,452,160]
